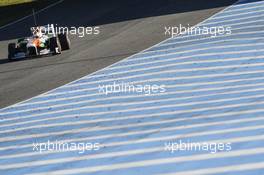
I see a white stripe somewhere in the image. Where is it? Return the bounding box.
[159,23,264,48]
[14,69,264,107]
[105,45,264,73]
[27,147,264,175]
[134,31,264,58]
[148,18,264,50]
[160,22,264,47]
[209,8,264,20]
[217,5,264,18]
[222,0,264,13]
[161,162,264,175]
[52,49,264,89]
[102,123,264,149]
[163,21,264,47]
[1,94,264,143]
[2,134,264,170]
[10,73,264,109]
[1,107,263,153]
[2,78,264,121]
[141,36,262,57]
[2,79,264,125]
[204,13,264,26]
[131,30,264,62]
[119,29,264,64]
[121,43,263,69]
[2,122,264,160]
[1,83,264,134]
[84,48,264,79]
[64,61,264,88]
[2,85,264,134]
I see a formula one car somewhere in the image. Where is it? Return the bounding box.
[8,24,70,60]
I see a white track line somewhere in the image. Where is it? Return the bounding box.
[83,45,264,79]
[12,69,264,108]
[1,123,264,160]
[1,73,264,122]
[12,72,264,109]
[27,147,264,175]
[157,21,264,49]
[89,31,264,72]
[2,78,264,120]
[220,0,264,13]
[0,100,263,140]
[160,20,264,46]
[140,36,262,57]
[2,134,264,170]
[161,162,264,175]
[63,60,264,88]
[208,8,264,21]
[131,26,264,57]
[203,12,264,26]
[2,85,264,134]
[1,94,264,143]
[211,4,264,19]
[0,107,263,152]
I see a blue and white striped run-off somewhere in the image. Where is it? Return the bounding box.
[1,0,264,174]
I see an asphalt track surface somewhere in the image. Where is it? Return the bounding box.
[0,0,236,108]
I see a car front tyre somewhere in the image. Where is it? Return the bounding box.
[58,33,70,51]
[8,43,16,60]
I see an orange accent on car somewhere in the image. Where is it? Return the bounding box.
[33,39,40,47]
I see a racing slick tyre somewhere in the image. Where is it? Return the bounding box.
[58,33,70,51]
[49,36,61,54]
[8,43,16,60]
[28,47,38,56]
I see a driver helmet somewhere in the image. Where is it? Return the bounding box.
[34,27,43,38]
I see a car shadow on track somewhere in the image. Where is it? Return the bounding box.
[0,51,136,73]
[0,53,58,65]
[0,58,9,64]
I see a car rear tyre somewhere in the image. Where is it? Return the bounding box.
[28,47,38,56]
[58,33,70,51]
[49,36,61,54]
[8,43,16,60]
